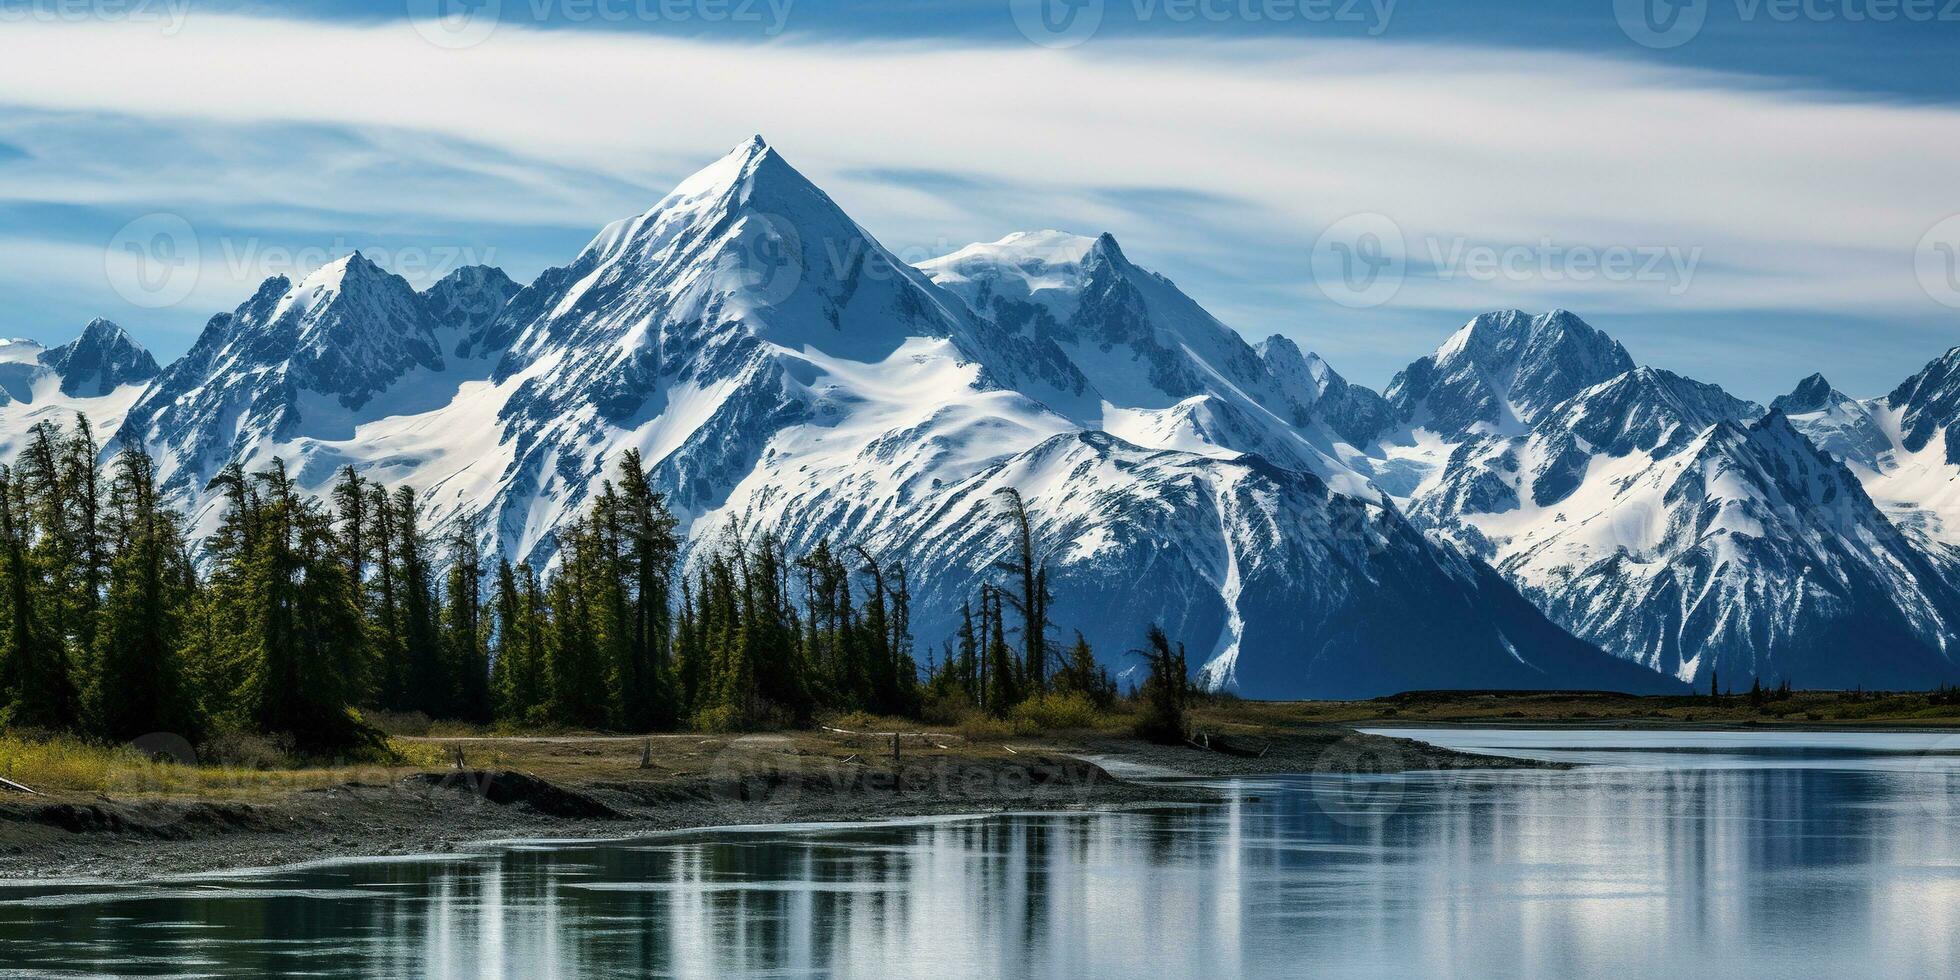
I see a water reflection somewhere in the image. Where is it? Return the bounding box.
[3,738,1960,978]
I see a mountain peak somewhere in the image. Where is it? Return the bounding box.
[1538,364,1759,458]
[422,265,521,359]
[293,251,386,296]
[917,230,1102,294]
[1387,309,1635,438]
[39,317,160,397]
[1770,372,1839,416]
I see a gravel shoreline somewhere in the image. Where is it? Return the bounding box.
[0,726,1535,884]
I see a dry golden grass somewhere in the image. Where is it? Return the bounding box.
[0,734,451,798]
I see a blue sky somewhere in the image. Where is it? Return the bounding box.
[1,0,1957,402]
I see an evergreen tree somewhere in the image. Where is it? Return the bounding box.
[366,483,404,709]
[1133,624,1189,744]
[1056,630,1115,708]
[87,448,198,742]
[545,525,609,729]
[441,526,491,723]
[62,417,107,679]
[956,599,979,700]
[984,585,1016,716]
[614,451,679,729]
[0,463,75,730]
[219,459,374,754]
[330,467,375,702]
[392,487,444,717]
[992,487,1051,691]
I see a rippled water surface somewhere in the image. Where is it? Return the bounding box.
[4,730,1960,978]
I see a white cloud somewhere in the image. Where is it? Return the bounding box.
[0,14,1957,323]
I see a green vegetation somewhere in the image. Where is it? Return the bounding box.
[1250,688,1960,727]
[0,417,1188,765]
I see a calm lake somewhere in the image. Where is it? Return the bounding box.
[4,729,1960,978]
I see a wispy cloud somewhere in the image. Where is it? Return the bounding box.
[0,13,1955,392]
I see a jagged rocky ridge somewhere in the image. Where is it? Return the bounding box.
[16,137,1960,694]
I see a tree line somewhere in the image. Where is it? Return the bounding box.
[0,417,1184,755]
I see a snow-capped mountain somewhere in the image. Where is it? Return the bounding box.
[1382,309,1636,441]
[28,137,1960,694]
[1772,373,1893,470]
[114,256,519,531]
[1399,318,1960,689]
[918,229,1387,499]
[1256,334,1392,447]
[1769,354,1960,561]
[69,137,1682,698]
[0,319,157,456]
[39,318,160,398]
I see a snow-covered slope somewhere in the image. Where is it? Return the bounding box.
[1834,350,1960,555]
[0,320,157,456]
[59,138,1960,695]
[86,137,1683,698]
[1773,373,1894,470]
[1383,309,1636,441]
[115,255,518,519]
[918,230,1387,499]
[1402,316,1960,689]
[1763,354,1960,562]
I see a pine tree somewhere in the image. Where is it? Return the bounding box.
[62,417,107,681]
[87,448,198,742]
[1056,630,1115,708]
[956,599,979,701]
[223,459,374,754]
[0,463,76,730]
[984,585,1016,717]
[993,487,1051,692]
[545,525,609,729]
[330,467,375,702]
[614,451,679,729]
[366,482,404,709]
[441,526,491,723]
[392,487,444,717]
[1134,624,1188,744]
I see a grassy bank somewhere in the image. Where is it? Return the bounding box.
[1231,689,1960,728]
[0,699,1542,882]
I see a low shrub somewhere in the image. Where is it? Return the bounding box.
[200,732,295,770]
[956,714,1014,741]
[1010,692,1103,732]
[362,709,432,737]
[691,704,747,734]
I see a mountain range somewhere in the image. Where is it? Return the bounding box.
[9,136,1959,696]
